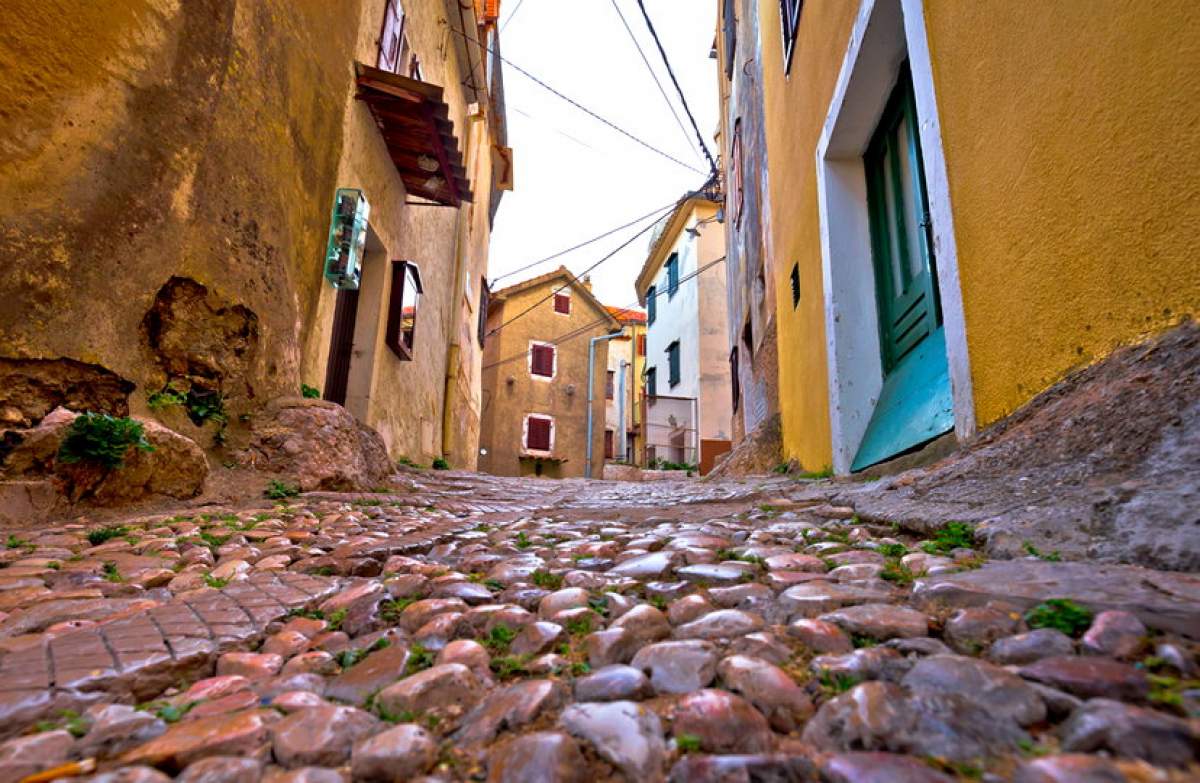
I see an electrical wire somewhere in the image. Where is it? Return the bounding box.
[490,199,680,286]
[482,255,727,372]
[446,25,706,175]
[499,0,527,33]
[609,0,700,161]
[632,0,718,177]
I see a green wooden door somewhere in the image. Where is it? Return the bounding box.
[852,64,953,471]
[864,63,940,371]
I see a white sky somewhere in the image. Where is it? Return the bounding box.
[487,0,719,308]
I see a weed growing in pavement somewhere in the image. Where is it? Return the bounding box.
[202,573,228,589]
[286,607,325,621]
[850,634,877,649]
[300,384,321,399]
[314,566,336,577]
[152,701,196,723]
[147,386,188,410]
[397,456,422,469]
[484,578,505,592]
[588,596,609,616]
[568,661,590,677]
[817,670,862,696]
[325,608,348,632]
[58,413,154,470]
[531,569,563,589]
[101,561,123,583]
[919,521,975,555]
[86,525,130,546]
[1016,738,1053,758]
[648,595,667,611]
[877,543,908,558]
[5,534,29,549]
[482,624,516,654]
[432,457,450,470]
[514,532,532,550]
[675,733,702,753]
[406,643,435,675]
[490,654,532,679]
[380,598,418,623]
[265,480,300,500]
[880,558,915,586]
[1024,599,1093,637]
[1022,541,1062,562]
[46,561,60,570]
[772,462,791,474]
[565,615,594,636]
[795,466,834,480]
[34,709,89,737]
[338,638,391,669]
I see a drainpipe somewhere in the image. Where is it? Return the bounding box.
[585,330,625,479]
[617,359,628,460]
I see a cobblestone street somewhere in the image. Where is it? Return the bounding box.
[0,470,1195,782]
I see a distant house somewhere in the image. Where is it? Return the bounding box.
[602,306,648,465]
[634,197,732,474]
[479,268,621,478]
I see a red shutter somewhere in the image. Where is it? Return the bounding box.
[527,417,551,450]
[531,344,554,377]
[637,334,646,356]
[554,294,571,314]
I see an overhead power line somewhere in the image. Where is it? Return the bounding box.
[609,0,700,161]
[482,255,727,372]
[447,25,705,175]
[632,0,718,177]
[490,199,680,286]
[499,0,527,32]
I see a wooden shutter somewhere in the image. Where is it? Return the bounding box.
[477,277,489,348]
[527,416,551,450]
[646,286,657,324]
[554,294,571,314]
[637,334,646,356]
[531,344,554,377]
[722,0,736,79]
[605,371,614,400]
[668,341,680,386]
[730,346,740,412]
[604,430,614,459]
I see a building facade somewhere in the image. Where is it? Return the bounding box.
[0,0,510,471]
[603,307,648,466]
[717,0,1200,474]
[635,197,733,474]
[479,268,619,478]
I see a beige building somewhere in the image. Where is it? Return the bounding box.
[602,307,648,465]
[0,0,510,471]
[634,197,733,474]
[479,269,620,478]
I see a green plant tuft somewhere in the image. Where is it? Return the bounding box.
[1024,599,1093,637]
[482,624,516,654]
[920,521,975,555]
[431,457,450,470]
[675,733,702,753]
[300,384,321,399]
[1023,541,1062,562]
[101,561,123,583]
[57,413,154,470]
[265,480,300,500]
[530,569,563,590]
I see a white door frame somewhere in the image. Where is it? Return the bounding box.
[815,0,975,474]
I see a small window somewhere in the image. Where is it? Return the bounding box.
[667,340,681,387]
[730,120,745,228]
[646,367,657,398]
[780,1,803,73]
[553,293,571,315]
[377,0,406,72]
[666,253,680,298]
[385,261,422,360]
[604,429,614,459]
[646,286,657,324]
[525,415,553,451]
[637,334,646,357]
[730,346,741,412]
[530,343,555,378]
[790,263,801,308]
[605,370,615,400]
[477,277,490,348]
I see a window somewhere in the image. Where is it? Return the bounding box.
[730,347,741,411]
[790,263,801,308]
[605,370,615,400]
[637,334,646,357]
[477,277,489,348]
[525,415,553,452]
[604,429,614,459]
[385,261,422,360]
[646,286,657,324]
[730,120,744,228]
[667,341,681,387]
[553,293,571,315]
[742,318,754,357]
[780,1,803,74]
[530,342,555,378]
[377,0,406,72]
[646,367,657,398]
[666,253,680,298]
[722,0,736,80]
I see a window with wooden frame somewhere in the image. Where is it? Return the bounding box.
[637,334,647,357]
[730,346,741,412]
[524,414,553,452]
[646,367,657,398]
[385,261,423,360]
[730,120,744,228]
[667,340,681,387]
[646,285,657,324]
[477,277,489,348]
[605,370,615,400]
[604,429,614,459]
[780,0,803,74]
[553,292,571,315]
[529,342,556,378]
[666,253,680,299]
[377,0,420,79]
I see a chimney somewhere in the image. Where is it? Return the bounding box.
[581,275,593,293]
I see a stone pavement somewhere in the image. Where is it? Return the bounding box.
[0,471,1196,782]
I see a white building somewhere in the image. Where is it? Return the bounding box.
[634,196,732,474]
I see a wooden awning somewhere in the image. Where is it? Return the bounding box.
[354,63,473,207]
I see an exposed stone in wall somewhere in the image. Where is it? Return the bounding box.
[141,276,259,398]
[706,413,783,479]
[0,357,134,428]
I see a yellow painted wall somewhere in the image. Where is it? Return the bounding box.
[755,0,860,471]
[924,0,1200,426]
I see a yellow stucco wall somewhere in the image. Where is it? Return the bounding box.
[924,0,1200,426]
[755,0,859,471]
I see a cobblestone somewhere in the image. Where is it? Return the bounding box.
[0,471,1193,780]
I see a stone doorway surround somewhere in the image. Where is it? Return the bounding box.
[815,0,975,474]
